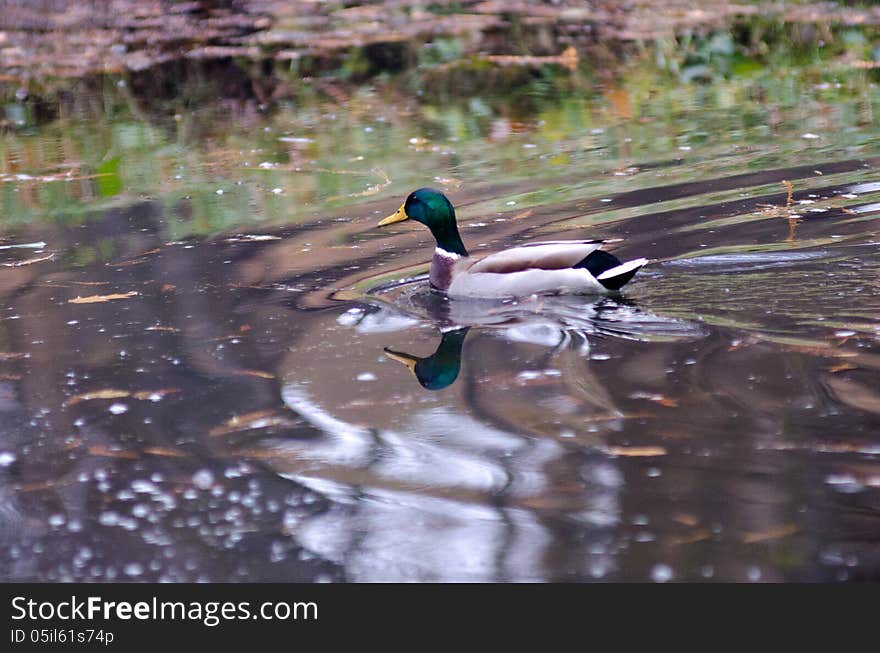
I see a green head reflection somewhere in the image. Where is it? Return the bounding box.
[383,327,469,391]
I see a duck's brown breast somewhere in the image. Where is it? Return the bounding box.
[429,250,463,291]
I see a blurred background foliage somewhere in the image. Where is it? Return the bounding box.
[0,2,878,242]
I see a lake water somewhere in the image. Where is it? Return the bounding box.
[1,25,879,581]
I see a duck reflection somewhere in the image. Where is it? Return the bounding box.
[270,290,708,580]
[384,328,468,391]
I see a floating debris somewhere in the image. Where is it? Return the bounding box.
[237,370,276,380]
[603,446,668,457]
[224,235,282,243]
[68,291,140,304]
[208,410,294,437]
[109,248,161,267]
[65,389,130,406]
[65,388,179,406]
[87,445,139,459]
[141,446,187,458]
[0,241,47,250]
[0,254,54,267]
[741,524,798,544]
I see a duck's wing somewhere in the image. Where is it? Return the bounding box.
[469,240,607,274]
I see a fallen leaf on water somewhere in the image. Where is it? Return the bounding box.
[66,388,179,405]
[740,524,798,544]
[37,280,109,287]
[87,445,140,459]
[68,291,139,304]
[209,409,283,437]
[142,446,187,457]
[603,445,667,457]
[238,369,275,379]
[65,389,131,406]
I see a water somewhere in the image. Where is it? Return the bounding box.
[1,24,879,581]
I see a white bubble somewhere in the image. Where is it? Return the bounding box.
[651,564,674,583]
[192,469,214,490]
[99,511,119,526]
[124,563,144,577]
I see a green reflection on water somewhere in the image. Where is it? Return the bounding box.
[1,20,878,239]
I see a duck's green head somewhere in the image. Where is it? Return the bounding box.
[378,188,468,256]
[383,327,468,391]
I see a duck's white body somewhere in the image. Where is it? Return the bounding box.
[431,241,647,299]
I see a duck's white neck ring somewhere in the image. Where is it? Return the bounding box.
[435,247,462,260]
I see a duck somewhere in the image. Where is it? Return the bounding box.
[377,188,647,298]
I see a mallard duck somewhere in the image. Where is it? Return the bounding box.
[378,188,647,298]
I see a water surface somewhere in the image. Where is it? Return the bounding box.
[1,29,879,581]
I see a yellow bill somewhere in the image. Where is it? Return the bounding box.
[378,203,409,226]
[383,348,418,373]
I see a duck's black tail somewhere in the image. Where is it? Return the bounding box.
[576,250,647,291]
